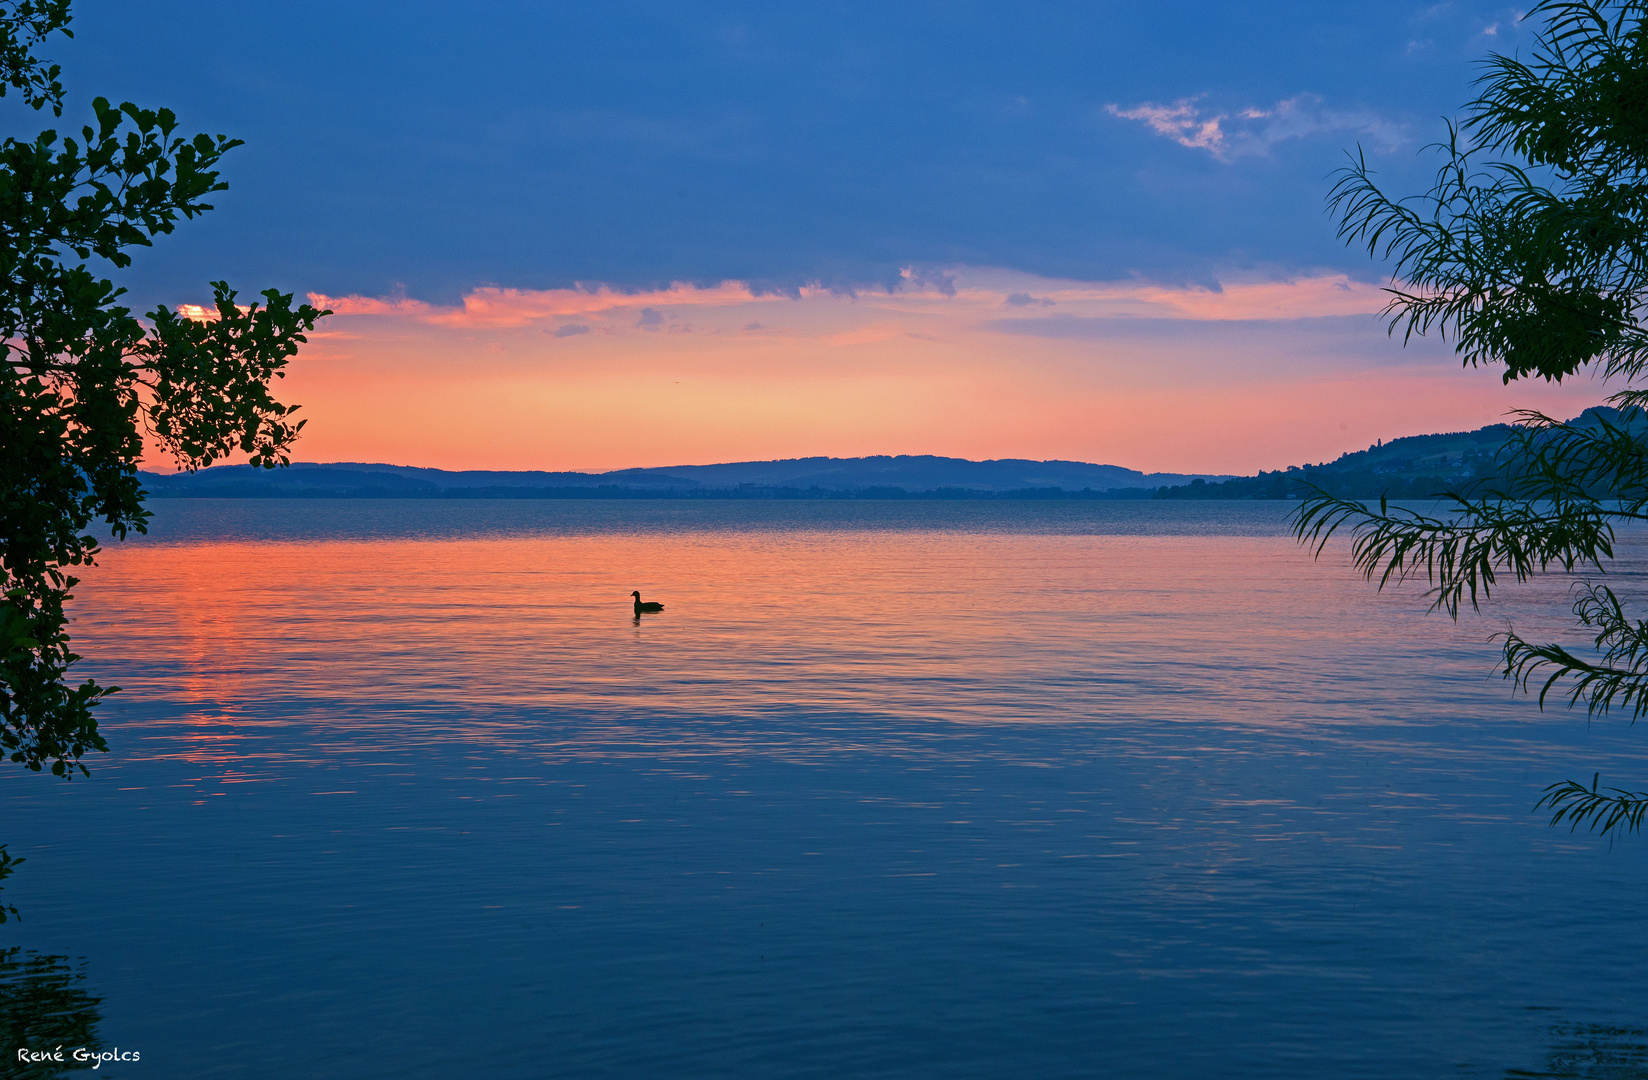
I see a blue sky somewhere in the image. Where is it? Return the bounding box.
[64,1,1532,304]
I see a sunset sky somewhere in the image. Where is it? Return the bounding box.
[58,0,1609,473]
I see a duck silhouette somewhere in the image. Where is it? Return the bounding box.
[632,591,664,615]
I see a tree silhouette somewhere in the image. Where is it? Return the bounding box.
[0,0,328,785]
[1299,0,1648,834]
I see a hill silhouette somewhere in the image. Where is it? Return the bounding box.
[139,455,1233,499]
[139,410,1628,501]
[1156,407,1636,500]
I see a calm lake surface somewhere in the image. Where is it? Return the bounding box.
[5,498,1648,1078]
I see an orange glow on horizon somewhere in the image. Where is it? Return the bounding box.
[149,268,1611,476]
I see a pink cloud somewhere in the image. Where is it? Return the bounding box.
[1106,99,1228,153]
[312,270,1390,337]
[1107,95,1407,160]
[309,281,759,330]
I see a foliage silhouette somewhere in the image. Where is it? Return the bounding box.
[0,0,327,802]
[1298,0,1648,835]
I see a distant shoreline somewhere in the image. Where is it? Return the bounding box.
[142,484,1183,501]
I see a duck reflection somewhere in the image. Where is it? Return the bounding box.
[0,947,104,1077]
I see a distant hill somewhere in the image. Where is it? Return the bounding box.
[138,455,1236,499]
[138,410,1630,502]
[1157,406,1636,500]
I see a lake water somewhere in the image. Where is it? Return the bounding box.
[4,499,1648,1079]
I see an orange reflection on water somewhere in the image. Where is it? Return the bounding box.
[62,504,1548,769]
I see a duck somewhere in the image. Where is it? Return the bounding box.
[632,591,665,615]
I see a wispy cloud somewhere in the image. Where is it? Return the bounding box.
[1476,8,1533,43]
[313,282,758,330]
[1105,94,1407,160]
[1106,99,1229,154]
[899,267,958,297]
[309,269,1391,337]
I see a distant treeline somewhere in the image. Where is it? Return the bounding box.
[1155,419,1526,500]
[133,468,1480,502]
[143,482,1162,500]
[144,475,1486,500]
[1152,468,1476,501]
